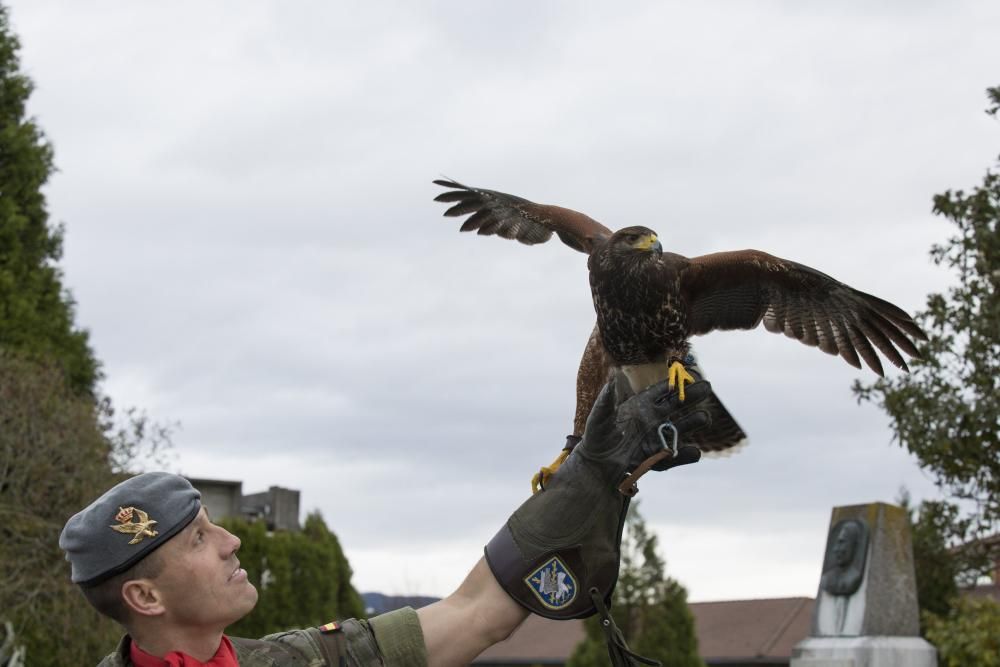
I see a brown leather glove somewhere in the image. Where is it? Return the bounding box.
[484,369,713,620]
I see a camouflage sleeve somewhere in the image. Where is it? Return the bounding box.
[341,607,427,667]
[260,607,427,667]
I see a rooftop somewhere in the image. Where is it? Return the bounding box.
[473,596,816,666]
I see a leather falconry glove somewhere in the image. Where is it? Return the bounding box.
[485,370,713,667]
[484,369,713,621]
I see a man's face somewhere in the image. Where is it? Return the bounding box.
[151,508,258,631]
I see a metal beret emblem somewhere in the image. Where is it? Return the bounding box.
[525,556,577,610]
[110,506,159,545]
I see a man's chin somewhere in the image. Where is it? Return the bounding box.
[228,583,260,625]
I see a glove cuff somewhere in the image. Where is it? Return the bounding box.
[484,523,616,620]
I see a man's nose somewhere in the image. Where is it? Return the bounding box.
[222,528,241,555]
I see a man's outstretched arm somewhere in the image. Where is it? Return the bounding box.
[417,557,528,666]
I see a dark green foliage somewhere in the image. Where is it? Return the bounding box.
[854,86,1000,580]
[898,491,961,634]
[0,352,175,664]
[0,5,177,663]
[924,596,1000,667]
[568,504,704,667]
[0,3,99,396]
[0,353,121,665]
[910,504,960,625]
[220,512,366,638]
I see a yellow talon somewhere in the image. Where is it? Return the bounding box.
[667,360,696,401]
[531,450,570,494]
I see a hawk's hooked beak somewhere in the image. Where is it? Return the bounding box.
[634,234,663,256]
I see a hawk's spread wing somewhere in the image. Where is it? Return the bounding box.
[433,179,613,254]
[681,250,928,375]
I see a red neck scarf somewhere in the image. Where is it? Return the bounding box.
[129,635,238,667]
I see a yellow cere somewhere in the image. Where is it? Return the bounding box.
[633,234,659,250]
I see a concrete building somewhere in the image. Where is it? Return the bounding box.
[187,477,301,532]
[242,486,301,532]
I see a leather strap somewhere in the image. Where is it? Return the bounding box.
[617,450,673,497]
[589,587,660,667]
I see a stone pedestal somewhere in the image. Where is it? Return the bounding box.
[790,503,938,667]
[792,637,936,667]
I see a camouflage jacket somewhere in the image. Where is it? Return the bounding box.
[96,608,426,667]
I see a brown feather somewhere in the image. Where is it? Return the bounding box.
[858,316,908,370]
[444,200,485,217]
[434,179,613,255]
[815,314,840,356]
[574,326,613,436]
[459,210,491,233]
[868,311,921,359]
[850,323,885,376]
[835,314,863,369]
[800,311,820,348]
[683,249,925,374]
[433,191,469,203]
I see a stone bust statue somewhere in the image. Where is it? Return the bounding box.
[820,518,869,596]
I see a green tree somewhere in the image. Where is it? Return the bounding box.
[220,512,365,637]
[924,596,1000,667]
[568,504,703,667]
[0,2,99,396]
[0,353,121,665]
[0,352,174,664]
[898,491,961,633]
[854,86,1000,581]
[0,5,175,663]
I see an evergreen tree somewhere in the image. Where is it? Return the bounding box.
[0,2,99,396]
[568,504,703,667]
[0,5,172,662]
[220,512,366,637]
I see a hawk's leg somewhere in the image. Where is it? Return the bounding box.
[667,359,696,402]
[530,435,583,494]
[531,450,569,494]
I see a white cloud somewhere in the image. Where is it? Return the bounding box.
[6,0,994,601]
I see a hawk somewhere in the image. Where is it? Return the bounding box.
[433,178,927,461]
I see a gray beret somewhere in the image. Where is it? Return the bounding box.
[60,472,201,586]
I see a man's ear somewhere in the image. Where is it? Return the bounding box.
[121,579,166,618]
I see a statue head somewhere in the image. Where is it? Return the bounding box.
[820,518,869,597]
[831,521,861,567]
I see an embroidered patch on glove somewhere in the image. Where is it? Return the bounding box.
[525,556,578,610]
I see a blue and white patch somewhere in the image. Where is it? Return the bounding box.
[524,556,578,610]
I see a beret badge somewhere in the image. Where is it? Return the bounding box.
[110,506,159,545]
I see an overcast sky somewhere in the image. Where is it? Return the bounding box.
[6,1,998,602]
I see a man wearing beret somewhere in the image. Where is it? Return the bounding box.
[62,373,718,667]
